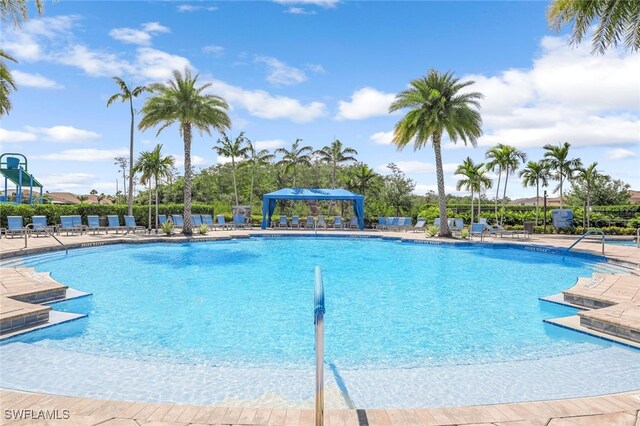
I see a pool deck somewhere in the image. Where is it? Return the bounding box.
[1,229,639,424]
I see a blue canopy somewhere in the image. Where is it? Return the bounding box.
[261,188,365,230]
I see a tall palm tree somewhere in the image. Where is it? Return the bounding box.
[499,145,526,224]
[107,77,148,217]
[134,144,174,232]
[314,139,358,188]
[139,68,231,235]
[0,50,17,116]
[455,157,492,225]
[214,131,249,206]
[240,139,274,206]
[485,145,505,224]
[548,0,640,54]
[275,138,313,188]
[350,163,377,197]
[574,162,600,227]
[1,0,45,27]
[518,160,551,226]
[543,142,582,209]
[389,69,483,237]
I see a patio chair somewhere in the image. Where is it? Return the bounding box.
[401,217,413,231]
[494,224,528,238]
[433,218,441,227]
[214,214,230,230]
[412,218,426,232]
[171,214,184,228]
[60,215,84,235]
[277,216,288,228]
[233,215,247,229]
[376,216,387,230]
[470,223,485,241]
[202,214,215,229]
[304,216,315,229]
[387,217,400,231]
[192,214,203,227]
[290,215,301,229]
[450,218,464,235]
[349,216,358,229]
[158,214,169,226]
[478,217,488,225]
[317,215,327,229]
[124,216,146,233]
[5,216,26,238]
[333,216,343,229]
[71,215,86,233]
[106,215,126,234]
[86,215,106,234]
[30,215,56,237]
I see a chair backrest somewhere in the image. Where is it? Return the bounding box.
[378,216,386,225]
[192,215,202,226]
[454,218,464,230]
[415,218,426,227]
[433,218,441,226]
[335,216,342,224]
[403,217,412,226]
[71,215,83,227]
[279,216,287,225]
[172,215,184,226]
[202,214,214,225]
[124,216,136,227]
[318,215,326,225]
[61,215,75,229]
[291,215,299,224]
[107,215,120,227]
[389,217,398,226]
[87,215,100,228]
[32,215,47,229]
[306,216,314,225]
[471,223,485,233]
[216,214,226,225]
[478,217,487,225]
[158,214,167,225]
[7,216,23,230]
[351,216,358,225]
[233,215,244,225]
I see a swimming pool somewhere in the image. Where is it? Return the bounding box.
[1,237,639,407]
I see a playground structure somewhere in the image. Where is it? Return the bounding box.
[0,153,43,204]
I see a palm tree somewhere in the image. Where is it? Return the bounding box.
[240,139,274,206]
[134,144,174,232]
[543,142,582,209]
[574,162,600,227]
[214,131,249,206]
[139,68,231,235]
[475,166,492,220]
[519,161,551,226]
[275,138,313,188]
[548,0,640,54]
[0,50,17,117]
[455,157,492,225]
[314,139,358,188]
[107,77,148,217]
[1,0,45,27]
[485,144,526,224]
[485,145,505,223]
[389,70,483,237]
[350,163,377,196]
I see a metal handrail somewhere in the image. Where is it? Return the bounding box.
[314,266,325,426]
[564,229,605,257]
[24,223,68,255]
[636,228,639,248]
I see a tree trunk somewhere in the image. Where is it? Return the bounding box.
[432,132,451,237]
[501,167,509,225]
[332,161,336,188]
[147,184,152,231]
[470,190,474,225]
[127,98,135,216]
[586,187,591,228]
[249,164,255,207]
[559,172,563,209]
[183,123,193,235]
[231,156,239,206]
[478,194,482,219]
[535,179,539,226]
[494,168,501,224]
[155,174,159,233]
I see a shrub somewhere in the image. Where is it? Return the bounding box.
[198,224,209,235]
[160,221,175,235]
[426,225,439,237]
[459,228,469,239]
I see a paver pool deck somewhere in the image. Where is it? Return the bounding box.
[1,229,639,425]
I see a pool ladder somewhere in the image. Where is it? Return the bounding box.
[314,266,325,426]
[564,229,605,258]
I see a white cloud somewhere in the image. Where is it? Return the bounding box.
[255,56,307,86]
[133,48,192,81]
[336,87,396,120]
[370,130,394,145]
[206,78,326,122]
[24,126,101,143]
[286,7,317,14]
[57,44,132,77]
[2,15,78,61]
[35,148,128,161]
[12,70,63,89]
[142,22,170,33]
[255,139,285,150]
[0,128,38,143]
[109,28,152,45]
[306,63,325,73]
[171,154,207,169]
[177,4,218,12]
[215,155,232,165]
[607,148,637,160]
[202,44,224,56]
[376,161,458,174]
[274,0,339,7]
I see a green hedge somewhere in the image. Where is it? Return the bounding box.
[0,204,215,228]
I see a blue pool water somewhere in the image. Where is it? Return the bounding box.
[2,237,640,407]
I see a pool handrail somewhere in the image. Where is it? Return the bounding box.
[24,223,67,255]
[564,229,605,257]
[637,228,639,248]
[314,265,325,426]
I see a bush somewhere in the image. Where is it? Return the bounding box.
[426,225,439,237]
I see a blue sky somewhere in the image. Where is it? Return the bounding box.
[1,0,639,198]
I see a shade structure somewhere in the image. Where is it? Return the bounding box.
[261,188,365,230]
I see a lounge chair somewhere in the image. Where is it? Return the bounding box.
[214,214,230,230]
[159,214,169,226]
[450,218,464,235]
[387,217,400,231]
[86,215,106,234]
[277,216,288,228]
[478,217,488,225]
[304,216,314,229]
[5,216,25,238]
[412,218,426,232]
[317,215,327,229]
[106,215,125,234]
[233,215,247,229]
[30,215,56,237]
[60,215,84,235]
[202,214,215,229]
[290,215,300,229]
[401,217,413,231]
[349,216,358,229]
[124,216,146,233]
[376,216,387,230]
[192,214,203,226]
[470,223,485,241]
[433,218,441,227]
[495,224,529,238]
[333,216,343,229]
[171,214,184,228]
[71,215,86,233]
